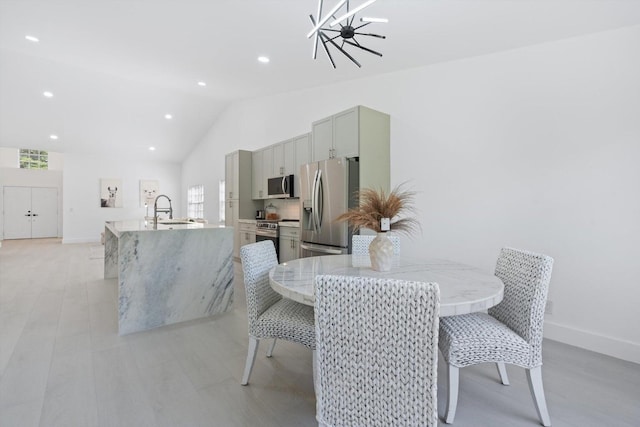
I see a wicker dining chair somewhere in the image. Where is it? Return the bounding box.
[314,274,440,426]
[438,247,554,426]
[351,234,401,255]
[239,240,315,385]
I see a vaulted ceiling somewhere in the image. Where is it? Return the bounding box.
[1,0,639,162]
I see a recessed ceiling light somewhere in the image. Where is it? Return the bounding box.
[25,35,39,43]
[43,91,53,98]
[257,56,270,64]
[149,146,156,151]
[197,81,207,87]
[49,134,58,140]
[164,114,172,119]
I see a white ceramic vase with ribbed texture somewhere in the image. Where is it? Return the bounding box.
[369,232,394,272]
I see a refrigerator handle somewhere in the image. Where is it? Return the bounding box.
[311,170,318,231]
[314,169,323,230]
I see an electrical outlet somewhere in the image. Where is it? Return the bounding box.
[545,300,553,315]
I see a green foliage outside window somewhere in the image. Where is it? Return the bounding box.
[20,149,48,169]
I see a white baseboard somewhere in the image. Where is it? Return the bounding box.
[544,320,640,364]
[62,237,101,244]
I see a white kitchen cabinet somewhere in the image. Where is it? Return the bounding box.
[279,226,300,263]
[252,134,310,199]
[225,152,239,200]
[311,106,390,193]
[312,115,334,162]
[238,221,256,249]
[312,107,358,160]
[252,149,264,200]
[225,150,261,258]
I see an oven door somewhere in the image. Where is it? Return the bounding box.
[256,233,279,261]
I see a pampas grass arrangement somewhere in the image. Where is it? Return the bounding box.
[336,184,420,235]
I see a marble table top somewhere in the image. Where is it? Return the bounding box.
[269,255,504,317]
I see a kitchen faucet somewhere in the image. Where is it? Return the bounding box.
[153,194,173,227]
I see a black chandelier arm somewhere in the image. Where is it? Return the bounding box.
[354,22,371,31]
[353,31,386,39]
[343,39,382,57]
[318,32,337,68]
[325,34,362,67]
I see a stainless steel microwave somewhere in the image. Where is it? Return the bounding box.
[267,175,294,198]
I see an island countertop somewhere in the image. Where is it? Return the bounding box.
[105,219,228,236]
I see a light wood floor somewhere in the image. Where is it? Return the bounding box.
[0,239,638,426]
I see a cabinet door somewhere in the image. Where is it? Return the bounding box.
[261,146,273,189]
[252,150,263,199]
[282,139,296,176]
[293,134,311,198]
[312,116,333,161]
[279,237,294,263]
[273,143,285,176]
[294,134,311,171]
[225,153,234,199]
[240,230,255,248]
[333,107,359,158]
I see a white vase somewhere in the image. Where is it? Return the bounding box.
[369,232,394,272]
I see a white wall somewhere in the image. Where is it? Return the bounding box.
[63,152,181,243]
[182,26,640,363]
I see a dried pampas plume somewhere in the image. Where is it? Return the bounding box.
[336,184,420,235]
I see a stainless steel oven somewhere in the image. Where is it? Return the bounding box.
[255,220,279,260]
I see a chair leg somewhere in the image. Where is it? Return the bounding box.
[241,337,259,385]
[526,366,551,427]
[266,338,277,357]
[496,362,510,385]
[444,364,460,424]
[312,350,320,401]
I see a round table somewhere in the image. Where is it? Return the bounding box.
[269,255,504,317]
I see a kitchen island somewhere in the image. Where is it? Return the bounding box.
[104,220,234,335]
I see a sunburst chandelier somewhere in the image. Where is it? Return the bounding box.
[307,0,388,68]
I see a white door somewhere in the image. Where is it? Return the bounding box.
[31,187,58,238]
[3,187,32,239]
[3,186,58,239]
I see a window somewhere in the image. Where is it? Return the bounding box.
[187,184,204,219]
[20,149,48,169]
[219,180,225,223]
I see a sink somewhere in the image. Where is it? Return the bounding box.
[156,219,193,225]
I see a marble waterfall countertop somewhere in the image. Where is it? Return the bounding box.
[105,219,227,234]
[104,220,234,335]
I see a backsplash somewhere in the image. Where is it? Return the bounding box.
[264,199,300,220]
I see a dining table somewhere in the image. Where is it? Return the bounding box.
[269,254,504,317]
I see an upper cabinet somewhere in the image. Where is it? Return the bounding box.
[312,107,359,160]
[312,106,390,192]
[251,149,264,200]
[225,150,260,219]
[225,151,239,200]
[252,133,311,199]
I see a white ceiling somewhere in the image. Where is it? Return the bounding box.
[1,0,639,162]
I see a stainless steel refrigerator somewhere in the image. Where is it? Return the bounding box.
[300,157,359,257]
